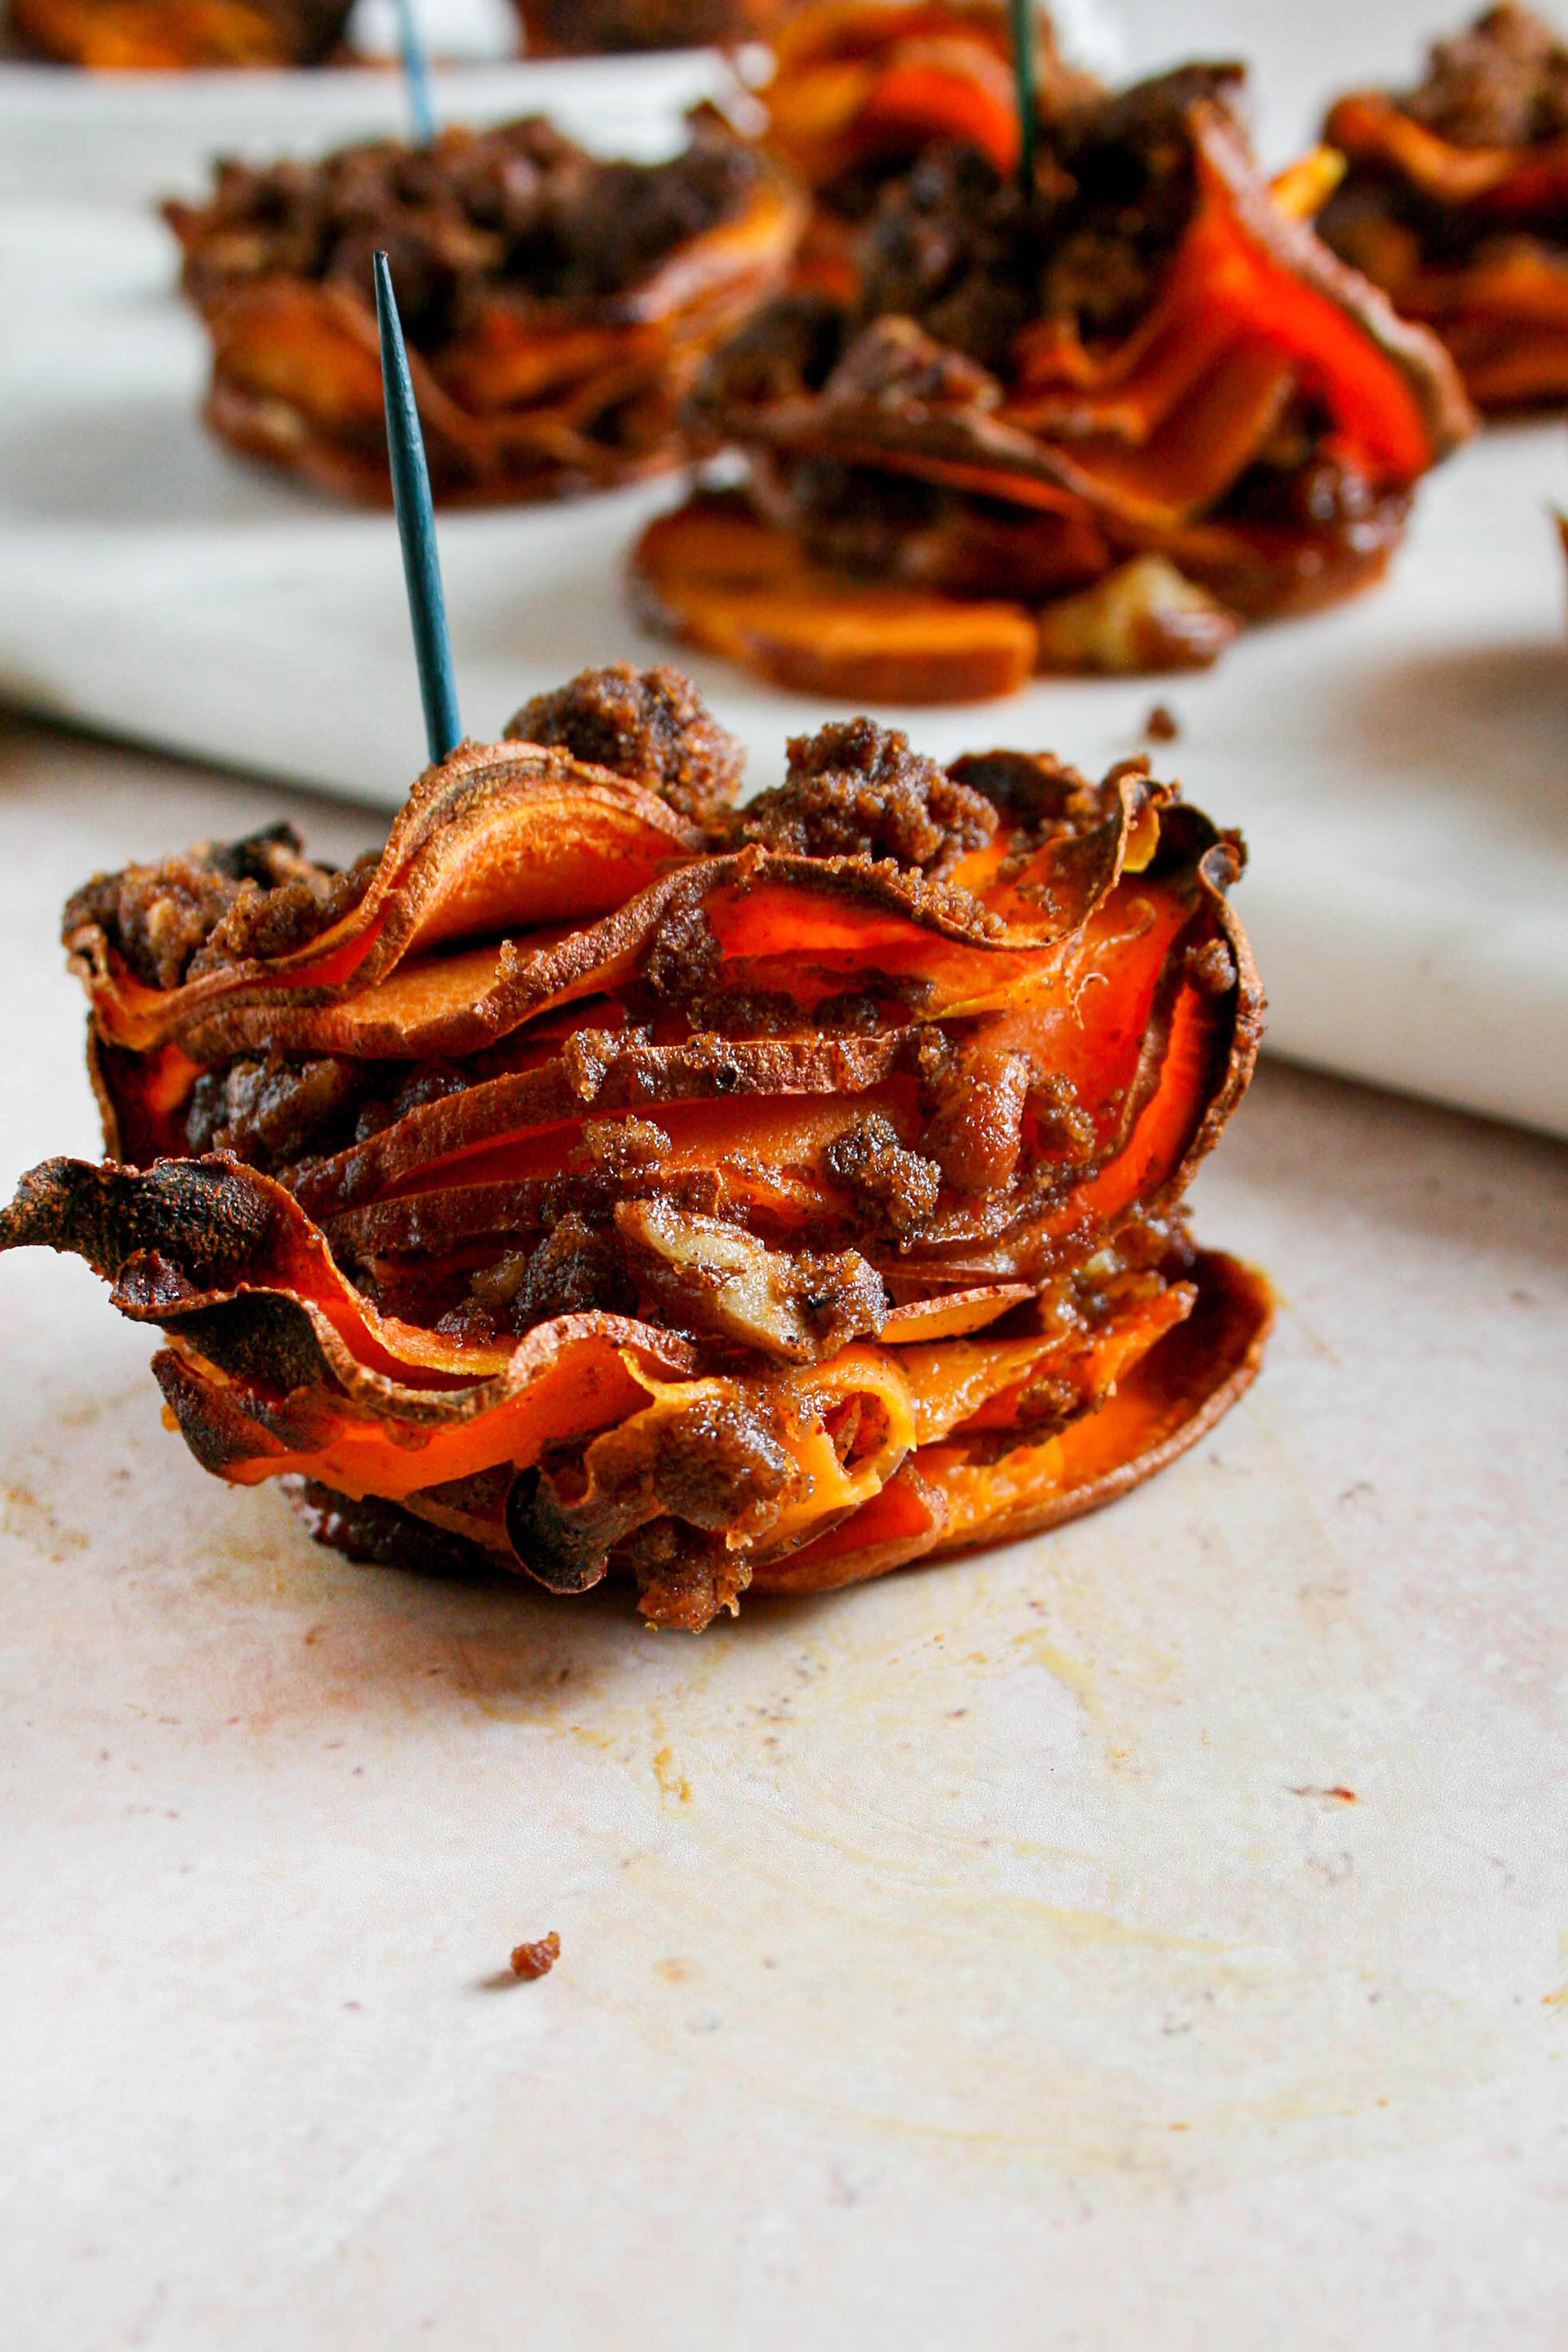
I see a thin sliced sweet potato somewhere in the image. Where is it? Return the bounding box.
[69,742,706,1054]
[631,491,1038,702]
[763,0,1090,192]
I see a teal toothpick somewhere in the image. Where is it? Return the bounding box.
[1009,0,1036,197]
[374,250,462,766]
[395,0,437,146]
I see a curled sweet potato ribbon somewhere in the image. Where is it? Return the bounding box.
[763,0,1061,187]
[74,746,1160,1058]
[1326,90,1568,216]
[70,746,707,1055]
[77,762,1256,1331]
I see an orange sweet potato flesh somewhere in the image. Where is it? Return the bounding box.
[0,1159,1268,1604]
[763,0,1093,192]
[10,691,1267,1628]
[755,1250,1271,1592]
[1326,90,1568,216]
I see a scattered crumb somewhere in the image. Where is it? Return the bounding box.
[1289,1784,1359,1803]
[1143,703,1179,742]
[510,1932,561,1980]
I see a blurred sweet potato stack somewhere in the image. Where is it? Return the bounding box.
[1,667,1270,1629]
[1319,3,1568,409]
[759,0,1097,297]
[634,46,1474,697]
[514,0,790,52]
[10,0,355,66]
[164,114,806,503]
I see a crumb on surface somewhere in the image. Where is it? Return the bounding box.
[510,1932,562,1980]
[1143,702,1179,742]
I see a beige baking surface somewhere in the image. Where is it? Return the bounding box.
[2,716,1566,2349]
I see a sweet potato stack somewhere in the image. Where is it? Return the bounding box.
[760,0,1096,297]
[163,115,806,503]
[1319,4,1568,410]
[9,0,355,67]
[634,60,1474,698]
[513,0,790,54]
[0,667,1269,1630]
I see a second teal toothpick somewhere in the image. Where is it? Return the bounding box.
[395,0,437,146]
[374,250,462,766]
[1009,0,1036,198]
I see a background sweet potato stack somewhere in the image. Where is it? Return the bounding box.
[512,0,792,55]
[633,54,1475,698]
[9,0,355,67]
[163,113,806,503]
[1318,3,1568,409]
[758,0,1099,300]
[0,666,1271,1631]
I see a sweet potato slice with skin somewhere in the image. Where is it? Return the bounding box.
[672,79,1469,695]
[631,493,1038,702]
[2,1150,1219,1551]
[876,1285,1033,1340]
[1325,90,1568,216]
[315,1253,1268,1598]
[1006,107,1470,487]
[1333,241,1568,408]
[0,1153,671,1390]
[85,764,1256,1318]
[763,0,1092,190]
[296,873,1227,1253]
[711,107,1470,523]
[70,745,706,1055]
[853,56,1023,177]
[1319,47,1568,413]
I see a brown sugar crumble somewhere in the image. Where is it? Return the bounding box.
[1143,703,1180,742]
[510,1932,562,1980]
